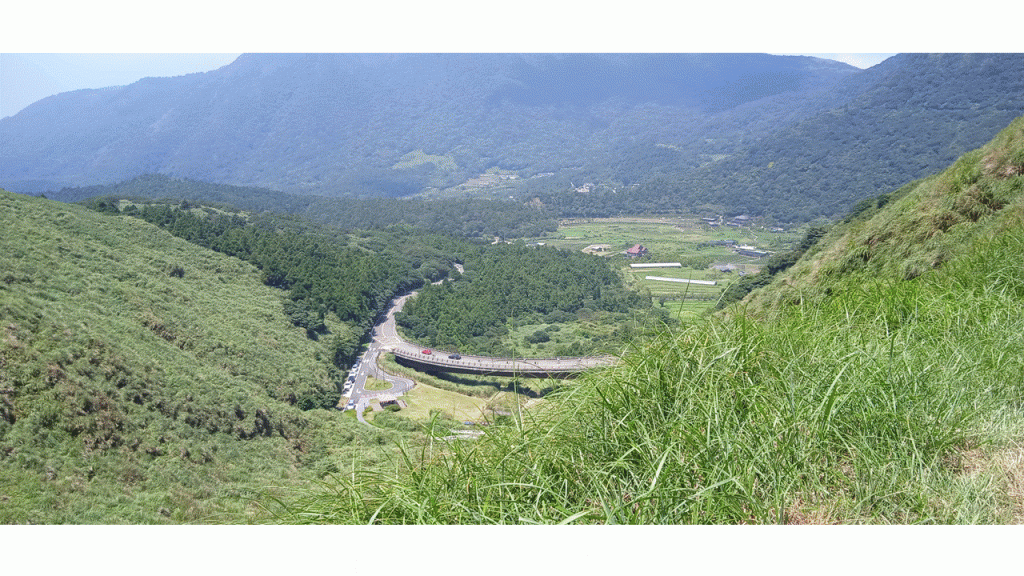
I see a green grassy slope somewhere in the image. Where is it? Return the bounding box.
[0,192,410,523]
[743,115,1024,313]
[277,117,1024,524]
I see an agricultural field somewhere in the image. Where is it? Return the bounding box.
[526,217,804,318]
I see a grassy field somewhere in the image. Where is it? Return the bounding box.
[377,381,491,423]
[391,149,458,172]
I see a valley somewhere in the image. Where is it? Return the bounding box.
[1,52,1023,527]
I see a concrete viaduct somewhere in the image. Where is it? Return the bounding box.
[392,347,617,379]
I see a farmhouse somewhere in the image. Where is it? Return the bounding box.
[583,244,611,254]
[734,245,770,258]
[625,244,648,258]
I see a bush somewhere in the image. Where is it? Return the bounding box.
[525,330,550,344]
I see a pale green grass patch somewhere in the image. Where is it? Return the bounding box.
[391,149,458,172]
[387,382,490,423]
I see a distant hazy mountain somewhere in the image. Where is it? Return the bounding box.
[659,53,1024,220]
[0,53,856,194]
[3,53,1022,221]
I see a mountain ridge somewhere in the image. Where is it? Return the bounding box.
[1,53,859,194]
[3,53,1022,222]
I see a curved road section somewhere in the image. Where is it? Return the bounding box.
[341,274,619,417]
[374,290,616,377]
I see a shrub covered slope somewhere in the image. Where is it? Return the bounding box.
[0,192,412,523]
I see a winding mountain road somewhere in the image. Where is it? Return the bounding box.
[341,265,618,420]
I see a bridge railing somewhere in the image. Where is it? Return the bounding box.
[392,348,618,374]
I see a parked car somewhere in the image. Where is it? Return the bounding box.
[422,349,432,355]
[449,353,461,360]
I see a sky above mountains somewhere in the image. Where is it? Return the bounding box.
[0,1,1008,119]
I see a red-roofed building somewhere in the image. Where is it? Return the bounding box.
[625,244,648,258]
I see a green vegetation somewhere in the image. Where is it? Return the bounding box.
[270,117,1024,524]
[530,217,800,317]
[4,105,1023,525]
[714,224,828,310]
[396,242,653,356]
[362,377,392,392]
[53,174,558,240]
[10,54,1023,226]
[375,382,490,425]
[392,149,458,173]
[528,55,1024,222]
[88,200,501,365]
[127,203,419,330]
[744,115,1024,313]
[0,192,419,523]
[379,353,555,401]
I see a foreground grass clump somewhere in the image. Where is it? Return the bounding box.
[274,174,1024,524]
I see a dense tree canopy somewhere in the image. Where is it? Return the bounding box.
[398,242,650,354]
[58,174,557,239]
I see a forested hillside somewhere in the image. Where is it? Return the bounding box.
[533,54,1024,221]
[397,242,654,356]
[5,53,1022,222]
[1,53,854,197]
[47,174,557,239]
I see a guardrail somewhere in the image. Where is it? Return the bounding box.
[392,348,618,379]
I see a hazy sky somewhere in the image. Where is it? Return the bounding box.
[0,1,1008,118]
[0,54,242,118]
